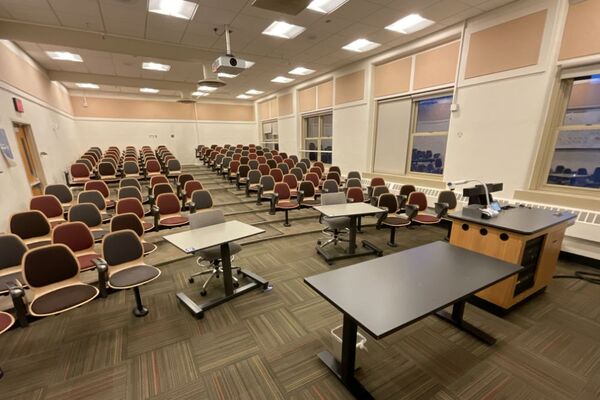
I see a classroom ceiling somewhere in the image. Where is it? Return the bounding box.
[0,0,515,102]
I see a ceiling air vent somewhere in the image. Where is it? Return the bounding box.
[251,0,311,15]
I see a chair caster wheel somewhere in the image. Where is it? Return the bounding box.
[189,278,195,283]
[317,240,321,245]
[233,282,239,288]
[200,290,207,296]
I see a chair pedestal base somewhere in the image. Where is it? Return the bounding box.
[0,366,4,379]
[133,306,149,317]
[133,287,149,317]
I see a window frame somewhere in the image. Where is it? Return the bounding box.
[261,119,279,150]
[300,112,333,164]
[532,76,600,196]
[406,92,453,178]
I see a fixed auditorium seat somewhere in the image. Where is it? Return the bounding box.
[69,163,92,185]
[116,198,154,232]
[52,222,101,272]
[0,234,28,299]
[77,190,112,222]
[44,184,74,211]
[407,192,441,225]
[189,190,214,213]
[377,193,418,247]
[30,195,66,227]
[271,182,302,227]
[10,210,52,249]
[299,180,320,206]
[182,180,203,208]
[84,180,115,208]
[68,203,108,242]
[176,174,195,198]
[153,193,189,229]
[256,175,275,205]
[145,159,162,178]
[245,170,262,197]
[110,212,157,255]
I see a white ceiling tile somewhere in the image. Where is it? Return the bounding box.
[477,0,515,11]
[329,0,382,21]
[192,6,238,25]
[52,11,105,30]
[180,31,221,49]
[422,0,471,22]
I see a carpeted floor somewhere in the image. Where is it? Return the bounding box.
[0,165,599,400]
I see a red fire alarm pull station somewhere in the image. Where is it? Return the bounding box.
[13,98,24,113]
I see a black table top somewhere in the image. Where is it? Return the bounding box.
[304,241,522,339]
[448,207,576,234]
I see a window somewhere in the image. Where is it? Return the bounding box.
[408,95,452,175]
[261,121,279,150]
[301,113,332,164]
[544,76,600,190]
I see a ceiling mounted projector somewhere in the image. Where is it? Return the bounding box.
[211,26,253,75]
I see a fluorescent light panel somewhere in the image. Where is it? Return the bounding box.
[307,0,349,14]
[142,61,171,71]
[76,83,99,89]
[140,88,159,93]
[342,38,380,52]
[192,91,209,97]
[197,85,218,92]
[246,89,264,95]
[46,51,82,62]
[289,67,315,76]
[218,72,238,78]
[385,14,434,34]
[271,76,295,83]
[148,0,198,20]
[237,94,252,99]
[262,21,305,39]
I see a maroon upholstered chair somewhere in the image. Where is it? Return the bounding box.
[269,168,284,183]
[85,180,115,208]
[69,163,91,184]
[407,192,441,225]
[52,221,100,271]
[270,182,301,227]
[377,193,417,247]
[10,210,52,249]
[30,195,66,227]
[110,212,157,255]
[182,180,203,208]
[282,174,299,197]
[153,193,189,229]
[116,198,154,231]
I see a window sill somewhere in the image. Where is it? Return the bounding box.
[363,172,447,189]
[513,189,600,211]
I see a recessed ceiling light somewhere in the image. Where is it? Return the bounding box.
[197,85,218,92]
[342,38,381,52]
[192,91,209,97]
[289,67,315,76]
[218,72,238,79]
[76,83,99,89]
[307,0,349,14]
[386,14,434,34]
[237,94,253,99]
[46,51,82,62]
[140,88,160,93]
[246,89,264,95]
[271,76,295,83]
[262,21,306,39]
[148,0,198,20]
[142,61,171,71]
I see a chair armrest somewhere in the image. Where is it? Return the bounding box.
[347,197,354,203]
[397,194,407,210]
[375,210,389,229]
[7,280,28,327]
[405,204,419,220]
[298,190,305,205]
[189,202,197,214]
[269,193,279,214]
[92,258,109,298]
[434,202,450,218]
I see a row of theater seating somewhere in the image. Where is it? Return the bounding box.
[196,144,458,245]
[67,145,183,186]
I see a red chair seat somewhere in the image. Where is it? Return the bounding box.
[30,284,98,316]
[0,311,15,334]
[142,221,154,231]
[77,253,101,271]
[414,214,439,224]
[383,216,411,227]
[160,216,189,226]
[277,200,299,209]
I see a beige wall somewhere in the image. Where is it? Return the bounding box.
[373,57,412,98]
[71,96,254,121]
[559,0,600,61]
[335,70,365,105]
[257,98,278,121]
[465,10,547,79]
[414,41,460,90]
[298,86,317,113]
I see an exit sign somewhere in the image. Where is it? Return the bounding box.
[13,98,24,113]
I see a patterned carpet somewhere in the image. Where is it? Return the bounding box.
[0,165,599,400]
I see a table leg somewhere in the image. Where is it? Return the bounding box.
[348,216,357,255]
[220,242,234,296]
[435,300,496,345]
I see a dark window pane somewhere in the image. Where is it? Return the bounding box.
[306,117,319,137]
[323,114,333,137]
[305,140,318,151]
[416,95,452,132]
[321,152,332,164]
[410,135,447,174]
[546,130,600,188]
[320,139,332,151]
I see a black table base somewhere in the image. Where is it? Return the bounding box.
[316,240,382,264]
[435,300,496,345]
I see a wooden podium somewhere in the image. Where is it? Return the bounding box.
[448,207,575,311]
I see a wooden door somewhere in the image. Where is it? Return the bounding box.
[14,124,42,195]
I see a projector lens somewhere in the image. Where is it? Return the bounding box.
[229,58,237,66]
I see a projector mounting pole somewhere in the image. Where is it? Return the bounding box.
[225,25,232,56]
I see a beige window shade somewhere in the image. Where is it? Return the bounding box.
[373,57,412,98]
[559,0,600,61]
[269,98,279,118]
[317,80,333,109]
[373,98,412,175]
[335,70,365,105]
[258,101,270,120]
[299,86,317,113]
[464,10,547,79]
[278,93,293,116]
[413,41,460,90]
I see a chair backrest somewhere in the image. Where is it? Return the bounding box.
[123,161,139,175]
[0,234,28,271]
[264,152,273,160]
[283,158,295,169]
[10,211,51,240]
[300,158,311,169]
[240,156,249,165]
[30,195,64,219]
[295,162,307,174]
[77,158,94,171]
[321,192,346,205]
[346,187,365,203]
[238,165,250,178]
[290,167,303,181]
[289,155,299,163]
[329,166,341,175]
[372,185,389,198]
[266,159,277,169]
[146,159,161,173]
[274,182,292,201]
[326,171,341,185]
[378,193,399,214]
[258,164,270,175]
[283,174,298,190]
[156,193,181,215]
[273,155,283,163]
[78,190,107,211]
[322,179,339,193]
[248,160,259,170]
[249,153,257,160]
[167,159,181,172]
[437,190,457,210]
[189,208,225,229]
[110,213,144,237]
[222,157,231,168]
[259,175,275,191]
[52,221,94,252]
[314,161,325,172]
[120,178,142,191]
[248,170,261,184]
[408,191,428,211]
[270,168,284,182]
[118,187,143,202]
[178,174,194,188]
[346,178,362,189]
[399,184,416,197]
[23,244,79,288]
[190,190,213,210]
[229,160,240,173]
[116,198,145,219]
[84,180,111,198]
[309,167,322,179]
[68,203,102,228]
[184,180,203,196]
[150,175,169,188]
[153,183,174,198]
[304,172,320,188]
[299,181,315,198]
[70,163,90,178]
[370,177,385,187]
[103,230,143,266]
[277,163,290,175]
[257,156,267,164]
[347,171,361,180]
[98,162,116,176]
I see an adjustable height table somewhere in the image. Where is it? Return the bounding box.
[313,202,384,264]
[305,241,522,399]
[164,220,269,319]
